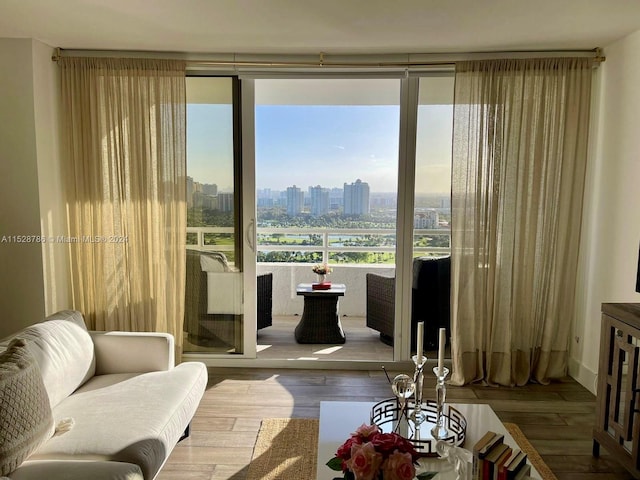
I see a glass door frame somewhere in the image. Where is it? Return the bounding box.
[394,75,419,362]
[240,77,258,358]
[184,70,452,367]
[240,73,417,363]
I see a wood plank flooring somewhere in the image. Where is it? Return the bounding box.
[158,367,635,480]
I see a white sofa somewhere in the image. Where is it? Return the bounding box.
[0,310,208,480]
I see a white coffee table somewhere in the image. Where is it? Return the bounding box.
[316,401,540,480]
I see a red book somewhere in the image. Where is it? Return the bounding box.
[473,432,503,480]
[483,443,509,480]
[493,446,513,480]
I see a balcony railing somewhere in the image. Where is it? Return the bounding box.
[186,225,451,317]
[186,226,451,261]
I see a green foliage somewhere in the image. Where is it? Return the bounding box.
[417,473,438,480]
[326,457,343,471]
[258,233,323,246]
[257,210,396,229]
[191,207,450,265]
[257,251,322,263]
[413,234,450,248]
[186,232,198,245]
[187,207,234,227]
[329,252,395,265]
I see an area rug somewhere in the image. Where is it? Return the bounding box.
[246,418,319,480]
[504,422,558,480]
[246,418,556,480]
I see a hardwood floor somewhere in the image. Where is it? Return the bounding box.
[158,367,635,480]
[184,315,447,362]
[256,316,393,361]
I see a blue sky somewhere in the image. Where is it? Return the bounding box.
[255,105,399,192]
[187,103,452,195]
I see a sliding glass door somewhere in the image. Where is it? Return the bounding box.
[251,78,402,362]
[411,76,455,359]
[181,72,454,365]
[183,76,249,355]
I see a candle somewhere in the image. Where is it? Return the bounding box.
[437,327,446,375]
[416,321,424,361]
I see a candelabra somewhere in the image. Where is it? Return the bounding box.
[431,366,450,439]
[410,354,427,424]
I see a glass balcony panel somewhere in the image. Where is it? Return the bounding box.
[184,76,243,355]
[410,75,454,353]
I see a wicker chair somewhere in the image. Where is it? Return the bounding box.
[184,249,272,347]
[366,256,451,349]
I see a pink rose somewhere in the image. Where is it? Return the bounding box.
[347,442,383,480]
[371,433,418,460]
[353,423,381,440]
[382,450,416,480]
[336,436,359,460]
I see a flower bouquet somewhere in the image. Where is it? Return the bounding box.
[312,262,333,275]
[312,262,333,289]
[327,424,435,480]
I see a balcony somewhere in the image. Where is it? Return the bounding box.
[185,226,451,361]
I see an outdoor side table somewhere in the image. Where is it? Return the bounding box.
[295,283,346,344]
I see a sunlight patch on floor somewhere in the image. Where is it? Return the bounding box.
[256,344,272,352]
[313,346,343,354]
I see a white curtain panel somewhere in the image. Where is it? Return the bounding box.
[59,57,187,355]
[450,57,593,386]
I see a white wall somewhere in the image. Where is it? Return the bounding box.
[0,38,68,338]
[570,29,640,393]
[32,40,70,315]
[0,38,46,337]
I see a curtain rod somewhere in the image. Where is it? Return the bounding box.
[51,48,605,69]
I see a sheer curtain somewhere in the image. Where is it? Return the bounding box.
[59,57,187,355]
[450,58,593,386]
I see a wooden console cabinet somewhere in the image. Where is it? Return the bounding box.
[593,303,640,479]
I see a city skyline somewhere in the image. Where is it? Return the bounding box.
[188,174,449,218]
[187,103,452,195]
[189,177,449,204]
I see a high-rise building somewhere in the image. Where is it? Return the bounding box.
[202,183,218,196]
[343,179,370,215]
[257,188,272,200]
[193,192,218,210]
[414,210,439,229]
[286,185,304,216]
[186,176,194,208]
[329,188,343,210]
[309,185,330,216]
[218,192,234,212]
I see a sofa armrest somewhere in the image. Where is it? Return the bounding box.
[90,331,175,375]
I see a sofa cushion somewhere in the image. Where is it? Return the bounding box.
[43,310,87,328]
[7,459,143,480]
[15,318,96,409]
[31,362,208,480]
[0,339,55,476]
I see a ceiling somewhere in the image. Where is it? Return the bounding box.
[2,0,640,56]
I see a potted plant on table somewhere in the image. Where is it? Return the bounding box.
[312,262,333,284]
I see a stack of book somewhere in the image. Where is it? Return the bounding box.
[472,431,532,480]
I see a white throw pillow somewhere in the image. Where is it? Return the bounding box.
[0,339,54,476]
